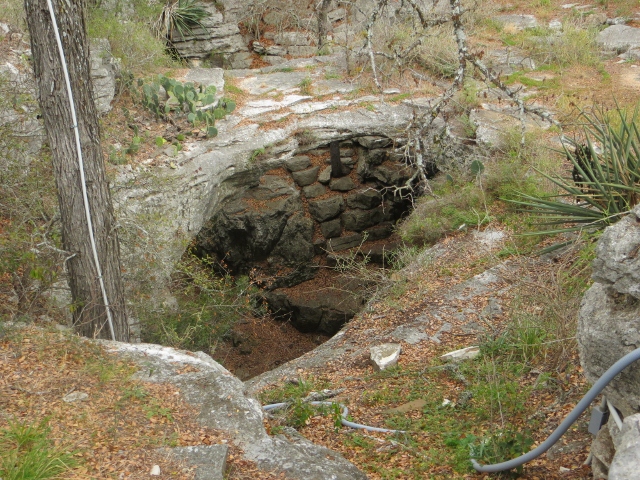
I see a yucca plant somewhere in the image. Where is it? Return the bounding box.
[509,104,640,249]
[155,0,207,42]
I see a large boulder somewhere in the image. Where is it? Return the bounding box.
[579,206,640,417]
[578,205,640,478]
[195,175,305,273]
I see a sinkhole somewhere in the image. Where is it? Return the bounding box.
[190,135,426,379]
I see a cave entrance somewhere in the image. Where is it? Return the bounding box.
[193,135,420,379]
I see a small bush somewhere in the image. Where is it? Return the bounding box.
[0,419,77,480]
[138,253,254,351]
[87,7,171,73]
[511,104,640,246]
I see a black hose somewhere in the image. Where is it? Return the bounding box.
[472,346,640,473]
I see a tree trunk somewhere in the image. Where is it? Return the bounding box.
[317,0,332,49]
[24,0,129,341]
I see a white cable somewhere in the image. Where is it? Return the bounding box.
[46,0,117,341]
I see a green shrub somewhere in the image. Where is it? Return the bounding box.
[511,104,640,247]
[0,419,77,480]
[138,253,254,351]
[154,0,208,42]
[87,7,171,73]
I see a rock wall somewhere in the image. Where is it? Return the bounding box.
[170,0,252,69]
[578,205,640,478]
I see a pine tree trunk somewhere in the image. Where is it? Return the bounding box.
[24,0,129,341]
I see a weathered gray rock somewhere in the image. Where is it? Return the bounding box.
[369,163,414,186]
[597,25,640,53]
[347,189,382,209]
[184,68,225,101]
[327,233,364,252]
[170,2,250,63]
[286,155,311,172]
[355,136,392,149]
[264,55,286,65]
[579,207,640,477]
[274,32,312,46]
[370,343,401,371]
[165,445,228,480]
[318,166,332,184]
[496,14,539,31]
[195,176,302,273]
[288,46,317,57]
[308,196,345,222]
[471,106,551,147]
[330,177,356,191]
[292,166,320,186]
[266,45,288,56]
[89,39,118,114]
[609,414,640,480]
[264,283,362,334]
[269,213,315,266]
[321,219,342,239]
[303,184,326,199]
[441,346,480,362]
[105,342,366,479]
[342,208,384,232]
[591,426,615,479]
[591,206,640,298]
[252,41,267,55]
[578,283,640,418]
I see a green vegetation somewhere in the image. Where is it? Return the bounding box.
[139,252,255,351]
[0,419,76,480]
[0,75,60,321]
[87,3,170,73]
[502,24,602,71]
[259,378,342,430]
[512,104,640,249]
[298,76,313,95]
[136,74,236,138]
[399,128,558,250]
[154,0,207,42]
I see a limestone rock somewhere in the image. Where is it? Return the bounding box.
[591,205,640,299]
[496,14,538,31]
[320,219,342,239]
[266,45,287,56]
[89,39,118,114]
[355,136,392,149]
[318,166,332,184]
[288,46,317,57]
[327,233,364,252]
[264,283,362,334]
[597,25,640,53]
[308,196,345,222]
[274,32,312,46]
[303,184,326,199]
[292,166,320,187]
[347,189,382,209]
[286,155,312,172]
[165,445,228,480]
[440,346,480,362]
[609,414,640,480]
[106,341,366,479]
[578,284,640,417]
[370,343,401,371]
[195,176,302,273]
[471,106,550,147]
[342,208,384,232]
[329,177,356,192]
[62,391,89,403]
